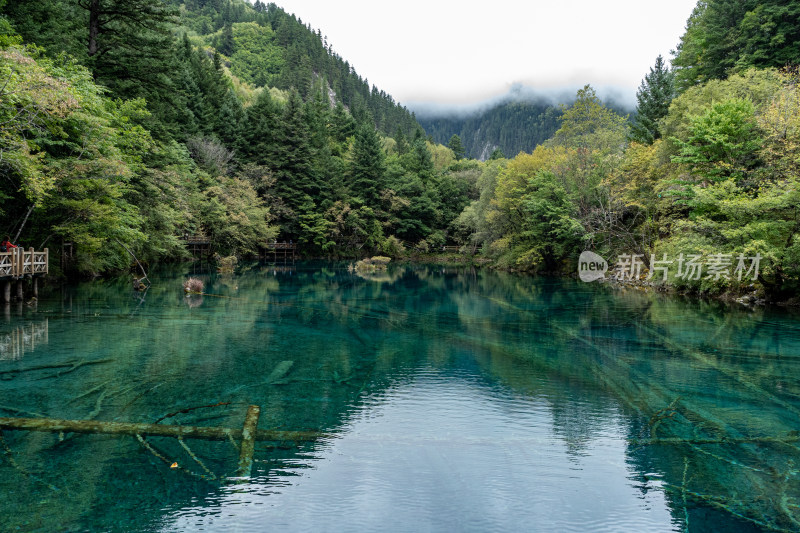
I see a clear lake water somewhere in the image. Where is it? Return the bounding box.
[1,261,799,532]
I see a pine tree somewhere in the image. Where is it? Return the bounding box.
[79,0,178,102]
[330,102,356,144]
[304,88,339,204]
[629,55,675,145]
[395,126,409,155]
[672,0,800,92]
[273,90,316,212]
[489,148,506,160]
[238,89,280,170]
[349,124,386,205]
[408,138,435,183]
[448,134,466,160]
[217,23,235,56]
[216,89,245,147]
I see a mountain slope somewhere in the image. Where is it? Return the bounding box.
[175,0,420,136]
[419,100,562,160]
[3,0,421,137]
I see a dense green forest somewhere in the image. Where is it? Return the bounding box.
[0,0,468,276]
[418,0,800,300]
[2,0,800,300]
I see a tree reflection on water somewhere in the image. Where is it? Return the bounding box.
[0,263,798,531]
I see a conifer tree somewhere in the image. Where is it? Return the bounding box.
[630,55,676,145]
[448,134,466,160]
[409,138,435,183]
[331,102,356,144]
[350,124,386,205]
[217,89,245,147]
[489,148,506,160]
[238,89,280,170]
[218,23,235,56]
[395,127,410,155]
[672,0,800,92]
[273,90,316,212]
[79,0,178,101]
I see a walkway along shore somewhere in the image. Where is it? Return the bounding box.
[0,248,48,303]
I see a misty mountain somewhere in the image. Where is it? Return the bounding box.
[418,100,563,160]
[417,87,634,160]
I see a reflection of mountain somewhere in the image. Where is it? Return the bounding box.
[0,264,798,530]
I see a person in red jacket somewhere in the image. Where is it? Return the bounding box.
[1,236,17,252]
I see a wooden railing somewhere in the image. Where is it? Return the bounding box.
[261,241,297,263]
[184,234,210,245]
[398,240,465,254]
[265,242,297,250]
[0,248,49,278]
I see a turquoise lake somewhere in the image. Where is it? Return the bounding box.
[1,262,799,532]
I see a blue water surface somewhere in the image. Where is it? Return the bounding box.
[1,262,798,532]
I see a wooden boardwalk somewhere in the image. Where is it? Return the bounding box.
[261,242,297,262]
[182,235,298,262]
[0,248,48,279]
[1,248,48,302]
[183,234,211,259]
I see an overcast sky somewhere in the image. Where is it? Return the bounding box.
[269,0,698,112]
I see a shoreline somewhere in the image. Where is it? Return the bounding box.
[394,252,800,308]
[38,252,800,309]
[590,276,800,308]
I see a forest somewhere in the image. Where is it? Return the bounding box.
[1,0,799,299]
[417,99,563,161]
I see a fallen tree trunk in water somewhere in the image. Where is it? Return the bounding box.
[236,405,261,477]
[630,435,800,446]
[0,359,113,376]
[0,416,323,442]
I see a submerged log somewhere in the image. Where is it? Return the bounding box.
[266,360,294,384]
[236,405,261,477]
[630,435,800,446]
[0,416,322,442]
[0,358,113,376]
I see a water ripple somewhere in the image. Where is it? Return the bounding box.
[159,368,675,533]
